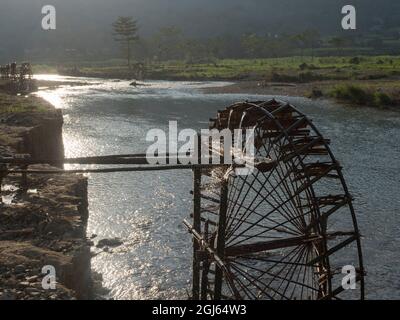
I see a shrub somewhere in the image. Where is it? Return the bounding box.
[330,84,394,107]
[309,88,323,98]
[299,63,308,70]
[299,63,317,70]
[271,71,324,83]
[373,92,393,106]
[349,57,361,64]
[330,85,370,104]
[271,72,299,83]
[298,71,323,82]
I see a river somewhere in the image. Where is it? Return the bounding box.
[35,75,400,300]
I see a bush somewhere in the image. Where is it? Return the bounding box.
[299,63,317,70]
[271,72,299,83]
[271,71,324,83]
[330,84,394,107]
[298,71,324,82]
[359,74,388,80]
[299,63,308,70]
[373,92,393,106]
[349,57,361,64]
[309,88,323,98]
[330,85,370,104]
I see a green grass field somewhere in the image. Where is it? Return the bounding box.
[39,55,400,81]
[152,55,400,80]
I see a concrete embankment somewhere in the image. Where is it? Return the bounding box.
[0,92,93,300]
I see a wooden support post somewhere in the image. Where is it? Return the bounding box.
[192,134,202,300]
[192,167,201,300]
[214,179,229,300]
[200,221,210,300]
[201,258,210,300]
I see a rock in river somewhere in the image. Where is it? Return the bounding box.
[96,238,123,248]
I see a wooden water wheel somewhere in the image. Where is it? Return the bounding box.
[186,99,365,300]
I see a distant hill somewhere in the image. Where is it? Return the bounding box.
[0,0,399,61]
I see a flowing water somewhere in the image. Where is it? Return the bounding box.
[35,75,400,300]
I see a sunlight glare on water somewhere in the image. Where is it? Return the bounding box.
[36,90,66,109]
[36,75,400,300]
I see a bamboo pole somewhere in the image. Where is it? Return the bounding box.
[0,156,194,166]
[192,166,201,300]
[200,221,210,300]
[192,134,202,300]
[183,219,226,270]
[214,179,229,300]
[0,152,194,165]
[0,164,241,175]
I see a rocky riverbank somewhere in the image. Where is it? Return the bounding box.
[0,91,93,300]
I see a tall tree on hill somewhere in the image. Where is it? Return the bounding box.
[112,17,139,68]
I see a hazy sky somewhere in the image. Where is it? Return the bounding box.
[0,0,398,61]
[2,0,396,36]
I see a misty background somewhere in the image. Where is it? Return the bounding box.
[1,0,399,63]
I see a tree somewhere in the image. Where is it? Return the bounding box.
[302,29,320,61]
[329,36,348,55]
[292,32,308,61]
[241,33,266,58]
[265,34,286,58]
[152,26,183,61]
[112,17,139,68]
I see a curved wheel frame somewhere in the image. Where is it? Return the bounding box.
[190,99,364,300]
